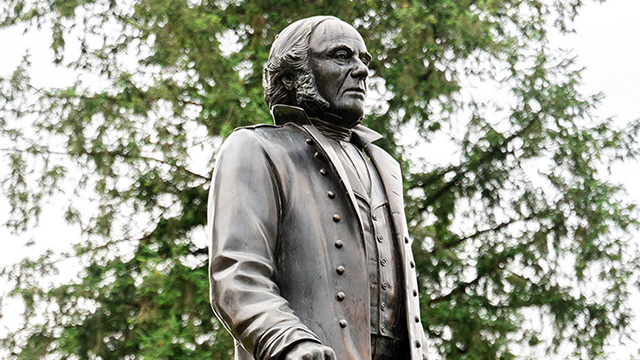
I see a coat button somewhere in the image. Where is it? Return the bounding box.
[336,266,345,275]
[381,302,387,310]
[377,235,383,242]
[382,282,389,290]
[339,319,348,328]
[314,152,324,160]
[415,340,421,348]
[335,240,343,248]
[372,214,378,221]
[336,292,345,301]
[380,258,387,266]
[305,138,313,145]
[320,168,327,176]
[333,214,341,222]
[328,190,335,198]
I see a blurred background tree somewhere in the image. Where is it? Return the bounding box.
[1,0,639,359]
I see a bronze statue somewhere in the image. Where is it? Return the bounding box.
[208,16,428,360]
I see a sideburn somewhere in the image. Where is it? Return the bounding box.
[294,71,330,116]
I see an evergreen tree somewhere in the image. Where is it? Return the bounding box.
[1,0,638,358]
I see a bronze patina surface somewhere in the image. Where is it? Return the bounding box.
[208,16,428,360]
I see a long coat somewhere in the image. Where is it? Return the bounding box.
[208,105,427,360]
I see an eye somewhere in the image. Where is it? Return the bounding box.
[334,50,349,61]
[360,56,371,66]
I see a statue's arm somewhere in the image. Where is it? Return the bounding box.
[207,129,321,360]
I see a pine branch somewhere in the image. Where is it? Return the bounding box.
[428,275,483,305]
[0,146,211,181]
[442,214,538,250]
[412,114,541,210]
[427,236,541,305]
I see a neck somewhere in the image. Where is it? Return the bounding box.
[310,116,354,142]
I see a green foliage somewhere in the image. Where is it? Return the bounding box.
[1,0,638,359]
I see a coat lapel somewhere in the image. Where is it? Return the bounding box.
[351,123,407,238]
[365,144,408,241]
[302,124,363,230]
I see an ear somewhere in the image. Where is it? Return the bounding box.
[282,74,294,91]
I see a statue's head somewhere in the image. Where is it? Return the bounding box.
[264,16,371,127]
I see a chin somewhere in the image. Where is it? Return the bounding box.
[335,104,365,123]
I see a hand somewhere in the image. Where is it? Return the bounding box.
[282,341,336,360]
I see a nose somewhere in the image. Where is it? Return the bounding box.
[351,58,369,80]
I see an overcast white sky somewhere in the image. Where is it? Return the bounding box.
[541,2,640,356]
[1,0,640,358]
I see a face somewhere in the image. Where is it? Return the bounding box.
[308,19,371,126]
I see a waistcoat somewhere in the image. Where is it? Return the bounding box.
[325,137,407,342]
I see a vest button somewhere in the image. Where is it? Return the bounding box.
[305,138,313,145]
[377,235,383,242]
[410,261,415,268]
[327,190,335,198]
[336,292,345,301]
[381,302,387,310]
[320,168,327,176]
[380,258,387,266]
[405,236,410,244]
[415,315,420,323]
[382,282,389,290]
[415,340,422,348]
[336,266,345,275]
[333,214,341,222]
[335,239,343,248]
[413,289,418,297]
[339,319,348,328]
[372,214,378,221]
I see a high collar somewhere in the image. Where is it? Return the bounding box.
[270,104,383,147]
[309,117,352,142]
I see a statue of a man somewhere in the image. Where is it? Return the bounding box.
[208,16,428,360]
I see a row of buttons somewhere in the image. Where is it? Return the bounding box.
[309,138,351,330]
[308,136,421,344]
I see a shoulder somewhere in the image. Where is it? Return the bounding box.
[223,124,277,146]
[235,123,278,131]
[226,123,278,144]
[227,123,305,144]
[219,123,305,157]
[213,126,279,178]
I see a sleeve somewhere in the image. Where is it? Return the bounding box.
[207,129,320,360]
